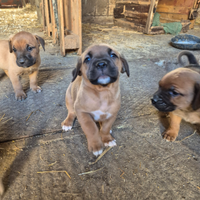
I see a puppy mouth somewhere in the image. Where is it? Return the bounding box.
[97,75,111,85]
[16,60,36,68]
[151,99,176,112]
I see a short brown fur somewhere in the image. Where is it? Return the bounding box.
[0,31,45,100]
[61,44,129,155]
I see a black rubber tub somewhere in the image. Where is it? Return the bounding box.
[171,34,200,50]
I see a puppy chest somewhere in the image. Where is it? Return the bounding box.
[91,110,112,121]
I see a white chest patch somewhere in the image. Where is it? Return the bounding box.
[91,110,112,121]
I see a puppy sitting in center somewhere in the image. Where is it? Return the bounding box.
[0,31,45,100]
[62,44,129,156]
[152,51,200,141]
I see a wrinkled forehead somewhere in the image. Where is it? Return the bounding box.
[159,69,197,90]
[82,45,119,59]
[12,33,36,48]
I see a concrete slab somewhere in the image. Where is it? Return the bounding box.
[0,14,200,200]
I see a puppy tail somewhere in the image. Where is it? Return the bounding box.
[178,51,199,66]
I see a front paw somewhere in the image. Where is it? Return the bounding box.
[87,137,104,157]
[15,90,26,101]
[31,86,42,93]
[162,129,178,142]
[101,134,116,147]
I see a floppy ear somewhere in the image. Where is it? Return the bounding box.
[8,35,14,53]
[120,55,130,77]
[72,57,82,82]
[192,83,200,110]
[35,35,45,51]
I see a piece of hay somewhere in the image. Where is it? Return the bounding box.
[78,167,104,176]
[175,130,196,143]
[37,170,71,179]
[89,146,112,165]
[0,114,5,122]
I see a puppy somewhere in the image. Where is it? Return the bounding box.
[152,51,200,141]
[0,31,45,100]
[61,44,129,156]
[0,178,3,199]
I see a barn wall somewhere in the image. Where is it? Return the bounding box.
[82,0,116,24]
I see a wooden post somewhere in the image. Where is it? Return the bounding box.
[144,0,159,34]
[45,0,50,36]
[57,0,65,56]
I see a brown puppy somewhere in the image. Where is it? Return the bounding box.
[61,44,129,156]
[0,31,45,100]
[152,51,200,141]
[0,178,3,199]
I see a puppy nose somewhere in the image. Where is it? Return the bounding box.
[151,95,159,104]
[96,61,107,68]
[19,58,25,64]
[151,98,157,104]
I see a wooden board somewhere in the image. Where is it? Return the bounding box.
[114,18,145,32]
[144,0,159,34]
[156,5,191,15]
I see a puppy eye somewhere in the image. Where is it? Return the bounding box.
[13,47,17,52]
[84,56,91,63]
[110,53,117,58]
[169,90,179,97]
[27,46,33,51]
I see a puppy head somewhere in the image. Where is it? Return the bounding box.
[72,44,129,86]
[9,31,45,68]
[151,68,200,112]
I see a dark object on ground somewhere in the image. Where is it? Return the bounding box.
[171,34,200,50]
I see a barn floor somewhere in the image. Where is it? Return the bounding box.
[0,5,200,200]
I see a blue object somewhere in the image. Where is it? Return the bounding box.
[171,34,200,50]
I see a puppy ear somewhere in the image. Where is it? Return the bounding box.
[35,35,45,51]
[8,35,14,53]
[120,55,130,77]
[192,83,200,110]
[72,57,82,82]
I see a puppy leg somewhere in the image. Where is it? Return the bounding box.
[29,70,42,93]
[163,112,182,142]
[100,116,117,147]
[8,71,26,100]
[0,178,4,199]
[76,111,103,156]
[62,87,76,131]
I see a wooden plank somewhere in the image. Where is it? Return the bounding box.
[64,34,79,49]
[125,16,147,25]
[49,0,56,44]
[159,13,188,21]
[77,0,82,55]
[63,0,70,31]
[114,7,124,18]
[144,0,159,34]
[116,2,150,11]
[114,18,145,32]
[116,1,151,4]
[45,0,50,36]
[156,5,190,15]
[157,0,195,7]
[57,0,65,56]
[42,0,46,30]
[124,10,148,18]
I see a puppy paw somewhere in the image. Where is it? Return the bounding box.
[162,130,178,142]
[62,125,72,131]
[104,139,117,147]
[31,86,42,93]
[88,138,104,156]
[15,91,26,101]
[93,149,103,156]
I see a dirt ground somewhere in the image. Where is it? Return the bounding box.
[0,5,200,200]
